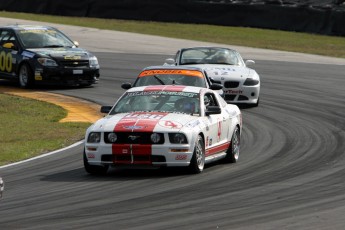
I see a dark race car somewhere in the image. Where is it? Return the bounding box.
[0,24,100,88]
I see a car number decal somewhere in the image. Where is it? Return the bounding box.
[159,120,182,129]
[0,51,13,72]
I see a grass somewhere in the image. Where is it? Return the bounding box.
[1,11,345,58]
[0,10,344,165]
[0,94,91,166]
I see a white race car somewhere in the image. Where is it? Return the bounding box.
[84,85,242,174]
[165,47,260,106]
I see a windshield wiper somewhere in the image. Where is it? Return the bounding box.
[43,45,64,48]
[154,75,165,85]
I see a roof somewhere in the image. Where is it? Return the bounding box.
[126,85,206,94]
[1,24,55,31]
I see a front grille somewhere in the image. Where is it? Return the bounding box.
[104,132,164,144]
[60,60,89,68]
[224,81,239,88]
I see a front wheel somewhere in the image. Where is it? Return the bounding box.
[188,135,205,174]
[19,63,34,88]
[224,126,240,163]
[83,151,109,175]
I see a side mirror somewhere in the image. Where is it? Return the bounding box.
[100,106,112,113]
[205,106,221,116]
[121,82,132,90]
[73,41,79,47]
[245,60,255,66]
[210,83,223,90]
[164,58,176,65]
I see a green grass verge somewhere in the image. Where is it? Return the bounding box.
[0,94,91,166]
[1,11,345,58]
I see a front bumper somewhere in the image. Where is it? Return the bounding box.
[34,67,100,86]
[85,144,194,168]
[223,85,260,104]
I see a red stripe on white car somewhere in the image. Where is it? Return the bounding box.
[143,85,186,92]
[112,112,169,164]
[206,141,230,156]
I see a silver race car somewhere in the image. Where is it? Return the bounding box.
[165,47,260,106]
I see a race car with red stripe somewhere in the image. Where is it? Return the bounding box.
[84,85,242,174]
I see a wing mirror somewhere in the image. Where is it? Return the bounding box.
[210,83,223,90]
[205,106,221,116]
[245,60,255,66]
[100,106,112,114]
[164,58,176,65]
[73,41,79,47]
[121,82,132,90]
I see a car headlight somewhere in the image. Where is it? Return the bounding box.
[87,132,101,143]
[37,58,58,67]
[89,56,99,68]
[169,133,188,144]
[243,78,259,86]
[107,133,117,143]
[151,133,161,144]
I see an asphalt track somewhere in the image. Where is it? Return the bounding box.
[0,17,345,229]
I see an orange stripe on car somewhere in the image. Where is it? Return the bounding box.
[139,69,204,78]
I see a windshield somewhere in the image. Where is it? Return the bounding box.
[18,28,75,49]
[134,69,207,88]
[111,91,200,115]
[180,48,242,66]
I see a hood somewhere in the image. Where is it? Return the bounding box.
[91,112,199,133]
[185,64,251,82]
[26,47,91,60]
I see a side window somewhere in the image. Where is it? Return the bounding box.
[204,93,218,108]
[0,30,17,50]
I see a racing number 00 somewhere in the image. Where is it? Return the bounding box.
[0,51,13,72]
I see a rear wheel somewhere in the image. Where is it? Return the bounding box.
[83,150,109,175]
[19,63,34,88]
[188,135,205,174]
[224,126,240,163]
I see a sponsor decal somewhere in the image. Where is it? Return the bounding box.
[35,71,42,81]
[123,125,145,130]
[22,51,35,58]
[224,90,243,94]
[175,154,187,160]
[87,153,95,158]
[64,55,81,60]
[139,69,204,78]
[126,90,196,98]
[186,120,200,128]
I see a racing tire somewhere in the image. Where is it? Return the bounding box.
[224,126,240,163]
[19,63,34,88]
[83,151,109,175]
[188,135,205,174]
